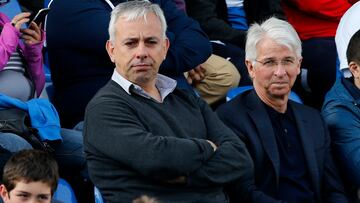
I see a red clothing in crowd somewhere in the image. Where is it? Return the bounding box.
[282,0,351,40]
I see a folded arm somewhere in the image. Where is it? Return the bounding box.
[84,99,215,181]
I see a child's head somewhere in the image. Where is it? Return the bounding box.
[0,149,59,203]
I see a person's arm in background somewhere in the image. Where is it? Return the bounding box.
[22,21,45,97]
[185,0,247,48]
[0,13,21,69]
[156,0,212,76]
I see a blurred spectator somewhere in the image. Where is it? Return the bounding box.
[185,0,285,86]
[172,0,241,107]
[1,4,87,202]
[46,0,211,128]
[0,11,45,100]
[322,29,360,200]
[282,0,352,109]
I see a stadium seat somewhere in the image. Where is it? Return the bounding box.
[53,178,78,203]
[226,85,303,104]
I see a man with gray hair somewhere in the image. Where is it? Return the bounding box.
[83,1,253,202]
[217,17,348,202]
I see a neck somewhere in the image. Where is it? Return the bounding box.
[255,89,288,113]
[355,77,360,90]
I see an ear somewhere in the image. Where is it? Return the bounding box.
[0,185,9,201]
[296,57,303,75]
[105,40,115,63]
[349,61,360,78]
[245,59,255,79]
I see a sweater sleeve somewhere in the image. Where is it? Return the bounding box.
[0,22,20,70]
[22,30,45,97]
[186,97,254,187]
[84,98,215,180]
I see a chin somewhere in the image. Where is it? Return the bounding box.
[269,89,290,99]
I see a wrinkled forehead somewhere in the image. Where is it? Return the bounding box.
[256,37,297,59]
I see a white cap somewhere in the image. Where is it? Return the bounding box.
[336,1,360,78]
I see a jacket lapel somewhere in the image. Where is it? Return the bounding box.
[290,102,321,198]
[246,91,280,186]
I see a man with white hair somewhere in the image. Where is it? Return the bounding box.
[217,17,348,202]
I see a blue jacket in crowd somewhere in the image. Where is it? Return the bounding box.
[322,78,360,187]
[0,94,62,142]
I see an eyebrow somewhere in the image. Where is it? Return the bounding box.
[16,191,51,196]
[123,36,160,42]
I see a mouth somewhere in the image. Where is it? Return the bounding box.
[131,63,152,72]
[271,81,289,87]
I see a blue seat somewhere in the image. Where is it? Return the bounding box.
[226,85,303,104]
[53,178,78,203]
[94,187,105,203]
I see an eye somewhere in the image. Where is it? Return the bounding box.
[282,59,295,66]
[124,41,138,47]
[145,39,158,46]
[38,195,50,201]
[263,60,277,67]
[17,193,30,200]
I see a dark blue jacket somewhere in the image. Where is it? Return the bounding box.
[46,0,211,127]
[216,90,348,203]
[322,78,360,187]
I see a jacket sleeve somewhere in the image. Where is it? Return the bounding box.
[185,0,247,48]
[322,104,360,187]
[157,0,212,75]
[22,30,45,97]
[186,97,254,187]
[319,116,349,203]
[84,99,215,181]
[0,22,19,70]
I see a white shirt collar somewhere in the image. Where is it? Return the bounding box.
[111,69,177,101]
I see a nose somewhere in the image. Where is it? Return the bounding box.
[274,64,286,77]
[135,42,148,60]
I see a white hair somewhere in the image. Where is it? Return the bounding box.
[108,0,167,42]
[245,17,302,61]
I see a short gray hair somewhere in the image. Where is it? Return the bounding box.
[245,17,302,61]
[108,0,167,42]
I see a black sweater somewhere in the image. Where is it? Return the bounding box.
[84,80,253,203]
